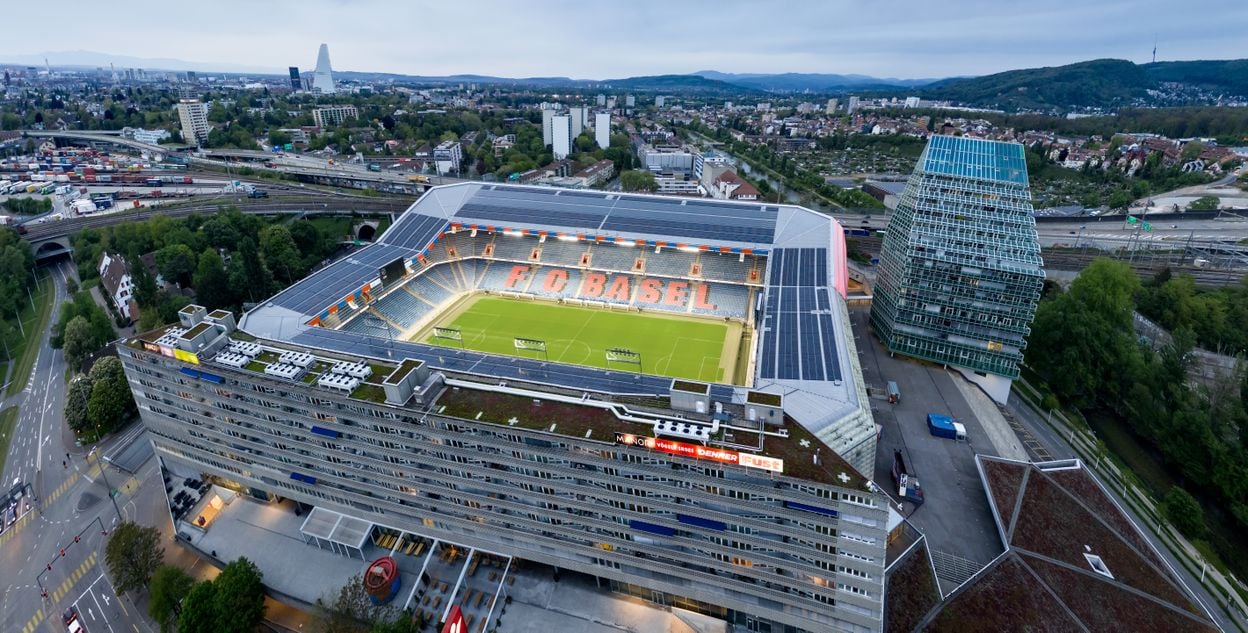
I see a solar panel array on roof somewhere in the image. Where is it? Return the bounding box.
[379,213,447,249]
[451,186,777,246]
[758,248,841,382]
[271,243,409,313]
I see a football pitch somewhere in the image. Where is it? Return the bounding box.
[419,296,739,383]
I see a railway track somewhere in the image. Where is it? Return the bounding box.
[21,195,413,241]
[847,237,1246,287]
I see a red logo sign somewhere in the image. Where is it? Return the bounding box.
[441,605,465,633]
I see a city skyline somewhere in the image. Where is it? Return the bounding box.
[0,0,1245,79]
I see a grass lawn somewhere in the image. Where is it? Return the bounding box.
[5,271,55,397]
[0,406,18,476]
[420,296,732,383]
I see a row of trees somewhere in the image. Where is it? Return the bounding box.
[1026,260,1248,571]
[1137,271,1248,356]
[71,208,343,328]
[105,521,267,633]
[0,229,35,366]
[2,197,52,215]
[64,357,135,440]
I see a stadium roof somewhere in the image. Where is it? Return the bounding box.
[241,183,868,465]
[900,457,1218,632]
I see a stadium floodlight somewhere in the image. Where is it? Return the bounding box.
[433,327,464,348]
[605,347,642,372]
[514,337,548,360]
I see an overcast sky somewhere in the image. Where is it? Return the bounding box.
[2,1,1245,79]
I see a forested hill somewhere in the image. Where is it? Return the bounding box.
[922,58,1248,111]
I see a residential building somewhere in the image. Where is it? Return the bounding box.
[433,140,462,175]
[541,108,556,147]
[312,105,359,128]
[492,134,517,157]
[551,114,573,160]
[826,99,838,115]
[311,43,336,94]
[709,170,760,201]
[595,94,605,106]
[639,144,694,173]
[594,111,611,150]
[288,66,301,91]
[572,159,615,187]
[99,251,138,323]
[176,98,209,145]
[655,95,666,108]
[569,106,585,139]
[869,135,1044,402]
[846,96,860,114]
[625,94,635,108]
[903,97,920,108]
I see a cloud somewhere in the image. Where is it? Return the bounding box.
[0,0,1243,78]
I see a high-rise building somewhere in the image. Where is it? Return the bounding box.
[312,105,358,128]
[116,183,887,633]
[288,67,302,91]
[870,135,1044,402]
[434,140,462,175]
[594,111,611,150]
[825,99,838,115]
[846,96,859,114]
[625,94,635,108]
[655,95,665,108]
[595,94,606,106]
[176,98,209,145]
[551,114,573,159]
[541,108,555,147]
[568,106,586,139]
[312,43,336,94]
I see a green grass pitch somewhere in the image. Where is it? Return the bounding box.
[423,297,730,383]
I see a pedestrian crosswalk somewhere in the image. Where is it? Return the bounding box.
[46,471,81,505]
[21,552,98,632]
[0,510,34,545]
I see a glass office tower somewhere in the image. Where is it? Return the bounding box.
[869,135,1044,402]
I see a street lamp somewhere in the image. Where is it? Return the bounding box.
[91,446,124,521]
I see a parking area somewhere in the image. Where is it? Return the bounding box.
[849,307,1006,576]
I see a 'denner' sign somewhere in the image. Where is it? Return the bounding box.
[615,433,783,473]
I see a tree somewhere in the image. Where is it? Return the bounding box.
[316,574,382,633]
[1187,195,1219,211]
[64,375,93,433]
[259,225,302,284]
[1181,141,1205,161]
[1160,486,1206,539]
[268,129,292,147]
[1026,258,1141,408]
[104,521,164,595]
[193,248,233,310]
[87,356,137,435]
[213,557,267,633]
[178,581,219,633]
[155,243,197,287]
[62,316,96,370]
[130,257,158,308]
[620,169,657,192]
[149,564,196,633]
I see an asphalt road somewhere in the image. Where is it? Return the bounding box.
[849,308,1005,574]
[0,262,154,633]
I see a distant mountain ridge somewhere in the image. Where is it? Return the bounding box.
[694,70,941,92]
[921,58,1248,110]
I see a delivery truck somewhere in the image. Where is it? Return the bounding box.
[927,413,966,441]
[891,450,924,505]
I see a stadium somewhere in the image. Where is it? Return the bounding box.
[124,183,888,632]
[247,183,875,474]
